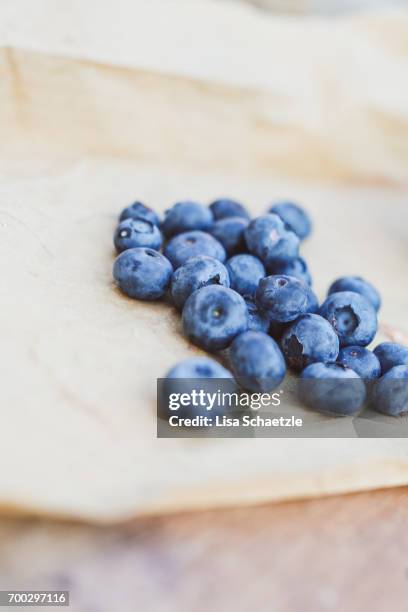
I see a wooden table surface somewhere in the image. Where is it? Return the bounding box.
[0,486,407,611]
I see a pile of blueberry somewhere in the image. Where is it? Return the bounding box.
[113,199,408,417]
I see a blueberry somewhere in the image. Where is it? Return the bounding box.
[337,346,381,380]
[209,198,250,220]
[319,291,377,347]
[119,201,160,226]
[245,214,299,267]
[113,218,162,253]
[300,362,366,416]
[182,286,248,352]
[170,256,230,311]
[164,231,226,269]
[229,331,286,392]
[210,217,249,256]
[256,275,315,323]
[113,247,173,300]
[244,297,270,333]
[162,201,213,238]
[226,254,265,298]
[165,357,233,379]
[280,313,339,371]
[268,201,311,240]
[371,365,408,416]
[267,257,312,286]
[373,342,408,374]
[328,276,381,312]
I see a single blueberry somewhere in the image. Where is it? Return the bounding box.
[328,276,381,312]
[245,214,299,267]
[164,231,226,269]
[256,275,314,323]
[162,201,213,238]
[300,362,366,416]
[267,257,312,286]
[170,256,230,311]
[319,291,377,347]
[182,286,248,352]
[209,217,249,256]
[280,314,339,371]
[209,198,250,220]
[113,218,162,253]
[226,254,265,298]
[373,342,408,375]
[244,296,270,333]
[165,357,233,379]
[371,365,408,416]
[268,201,312,240]
[113,247,173,300]
[337,346,381,380]
[229,331,286,392]
[162,357,235,422]
[119,201,160,226]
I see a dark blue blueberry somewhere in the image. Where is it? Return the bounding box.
[319,291,377,347]
[267,257,312,286]
[182,286,248,351]
[209,198,250,220]
[328,276,381,312]
[165,357,233,379]
[300,362,366,416]
[113,247,173,300]
[162,201,213,238]
[244,297,270,333]
[209,217,249,256]
[229,331,286,392]
[113,218,162,253]
[164,231,226,269]
[280,314,339,371]
[256,275,312,323]
[170,256,230,311]
[337,346,381,380]
[373,342,408,375]
[371,365,408,416]
[226,254,265,298]
[268,201,311,240]
[245,214,299,267]
[119,201,160,226]
[269,320,288,341]
[306,288,319,314]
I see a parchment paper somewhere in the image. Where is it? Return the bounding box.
[0,1,408,522]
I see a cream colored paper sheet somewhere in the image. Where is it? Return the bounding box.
[0,2,408,522]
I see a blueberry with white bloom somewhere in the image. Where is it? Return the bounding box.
[113,247,173,300]
[319,291,377,347]
[162,201,213,238]
[268,257,312,286]
[256,275,315,323]
[229,331,286,392]
[164,231,226,269]
[328,276,381,312]
[371,365,408,416]
[268,201,312,240]
[226,254,265,298]
[114,218,162,253]
[245,214,299,267]
[300,362,366,416]
[280,313,339,371]
[244,297,270,333]
[373,342,408,375]
[119,201,160,226]
[210,217,249,256]
[182,285,248,352]
[170,256,230,311]
[209,198,250,220]
[165,357,233,379]
[337,346,381,380]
